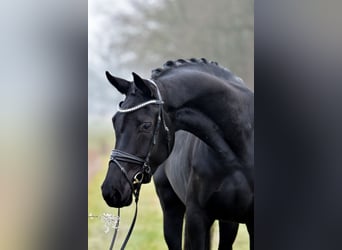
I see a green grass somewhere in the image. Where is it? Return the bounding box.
[88,158,249,249]
[88,160,166,250]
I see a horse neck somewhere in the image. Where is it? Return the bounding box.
[158,73,254,168]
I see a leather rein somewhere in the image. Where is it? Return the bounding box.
[108,79,171,250]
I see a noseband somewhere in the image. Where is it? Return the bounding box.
[108,79,171,250]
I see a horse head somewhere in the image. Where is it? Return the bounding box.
[101,71,174,208]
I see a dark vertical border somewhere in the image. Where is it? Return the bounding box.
[255,1,342,250]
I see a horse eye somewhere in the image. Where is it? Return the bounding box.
[140,122,152,131]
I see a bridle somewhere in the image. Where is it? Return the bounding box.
[111,79,171,188]
[108,79,171,250]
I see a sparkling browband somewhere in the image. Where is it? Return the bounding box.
[116,79,164,113]
[117,99,164,113]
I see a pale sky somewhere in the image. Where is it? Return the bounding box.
[88,0,136,119]
[88,0,134,71]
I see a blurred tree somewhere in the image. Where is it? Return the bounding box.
[110,0,254,87]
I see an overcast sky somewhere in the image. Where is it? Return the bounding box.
[88,0,137,120]
[88,0,133,72]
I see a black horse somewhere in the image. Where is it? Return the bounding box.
[154,130,240,250]
[101,58,254,249]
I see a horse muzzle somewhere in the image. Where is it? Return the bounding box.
[101,183,133,208]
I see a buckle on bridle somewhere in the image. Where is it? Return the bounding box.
[133,172,144,185]
[132,163,152,186]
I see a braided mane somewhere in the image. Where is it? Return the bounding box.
[151,58,244,84]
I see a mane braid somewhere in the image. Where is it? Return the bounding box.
[151,58,244,85]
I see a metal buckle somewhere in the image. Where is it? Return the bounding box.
[133,172,144,185]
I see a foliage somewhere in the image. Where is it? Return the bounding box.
[111,0,254,87]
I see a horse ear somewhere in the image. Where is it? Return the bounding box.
[105,71,131,94]
[132,72,154,97]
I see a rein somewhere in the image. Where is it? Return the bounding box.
[108,79,170,250]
